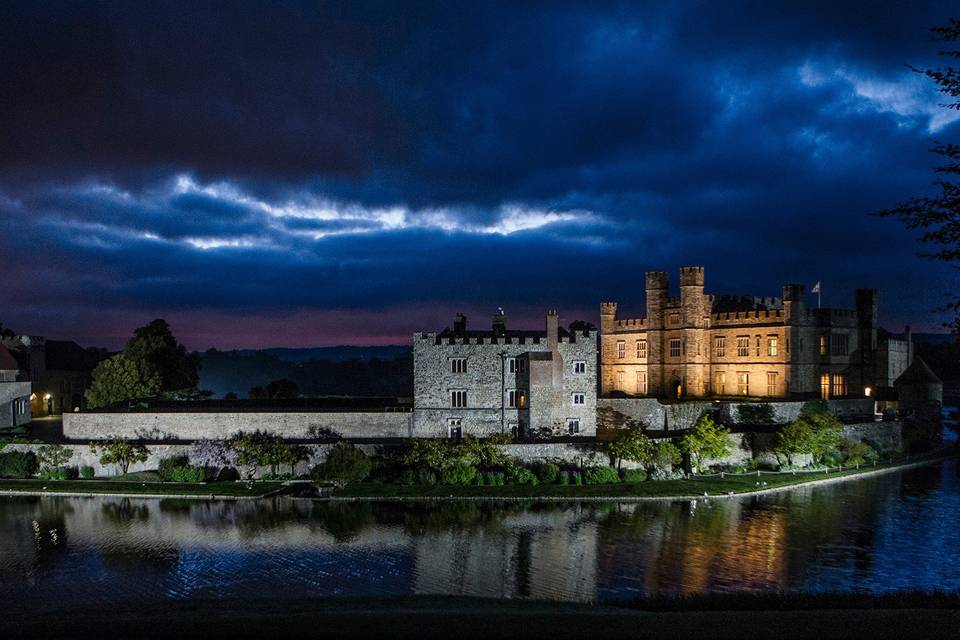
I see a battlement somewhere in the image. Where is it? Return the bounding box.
[645,270,669,290]
[600,301,618,313]
[710,308,785,324]
[679,265,705,286]
[614,317,648,329]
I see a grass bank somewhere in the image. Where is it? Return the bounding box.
[336,453,955,500]
[0,478,285,498]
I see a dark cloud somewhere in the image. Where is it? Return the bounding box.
[0,1,956,347]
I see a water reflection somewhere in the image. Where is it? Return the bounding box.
[1,460,959,612]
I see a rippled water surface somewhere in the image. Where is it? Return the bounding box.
[2,459,959,612]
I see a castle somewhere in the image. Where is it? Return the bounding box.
[600,266,912,400]
[413,310,598,438]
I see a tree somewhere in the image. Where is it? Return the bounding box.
[125,319,200,394]
[190,439,236,470]
[37,444,73,471]
[316,442,372,487]
[249,379,299,399]
[651,441,682,470]
[680,414,732,472]
[0,320,14,338]
[607,428,653,470]
[91,438,149,475]
[874,19,960,332]
[568,320,597,333]
[804,412,844,465]
[85,354,162,409]
[772,419,815,466]
[228,430,287,478]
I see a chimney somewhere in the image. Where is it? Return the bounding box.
[546,310,559,350]
[453,313,467,333]
[492,308,507,336]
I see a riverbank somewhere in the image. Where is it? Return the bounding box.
[333,449,957,501]
[2,594,958,640]
[0,479,285,500]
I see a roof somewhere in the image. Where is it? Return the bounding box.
[894,356,942,386]
[45,340,111,371]
[0,344,18,371]
[436,327,572,340]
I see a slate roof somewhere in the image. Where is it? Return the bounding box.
[894,356,942,386]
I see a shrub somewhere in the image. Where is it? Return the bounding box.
[736,403,777,425]
[417,468,437,486]
[532,462,560,484]
[169,466,206,483]
[508,467,539,485]
[572,472,583,485]
[79,465,95,479]
[652,441,682,470]
[680,415,732,472]
[607,428,653,469]
[399,469,417,485]
[584,466,620,485]
[484,471,504,486]
[314,443,372,487]
[558,470,571,485]
[621,468,647,483]
[91,438,150,475]
[0,451,38,478]
[37,444,73,471]
[440,462,477,486]
[39,467,76,481]
[650,467,684,481]
[843,441,877,466]
[474,473,486,486]
[158,455,190,481]
[822,449,844,467]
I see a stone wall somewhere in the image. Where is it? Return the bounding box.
[63,410,413,441]
[0,381,32,428]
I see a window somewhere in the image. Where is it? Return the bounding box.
[447,418,462,440]
[714,371,726,395]
[450,389,467,408]
[507,357,526,373]
[737,336,750,357]
[767,337,778,357]
[737,372,749,395]
[669,338,681,357]
[572,392,585,405]
[617,340,626,359]
[450,358,467,373]
[831,374,847,397]
[573,360,586,374]
[715,336,726,357]
[669,313,680,325]
[617,371,625,390]
[636,339,647,359]
[831,334,849,357]
[508,422,519,438]
[636,371,647,394]
[507,389,526,408]
[786,337,790,354]
[819,335,827,356]
[766,372,778,396]
[566,418,580,434]
[755,336,761,356]
[821,374,830,399]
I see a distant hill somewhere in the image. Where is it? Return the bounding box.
[198,346,412,399]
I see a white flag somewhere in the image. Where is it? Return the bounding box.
[811,281,821,293]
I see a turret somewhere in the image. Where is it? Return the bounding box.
[679,266,706,327]
[782,284,805,323]
[492,309,507,336]
[600,302,618,333]
[645,270,669,328]
[856,288,878,350]
[546,309,559,351]
[453,313,467,333]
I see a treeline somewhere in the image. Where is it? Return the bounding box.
[199,349,413,398]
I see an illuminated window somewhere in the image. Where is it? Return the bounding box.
[669,313,680,325]
[450,358,466,373]
[636,371,647,394]
[831,374,847,397]
[767,337,778,357]
[766,372,778,396]
[507,389,526,408]
[572,392,585,405]
[573,360,586,374]
[617,341,626,359]
[831,334,849,357]
[669,339,681,357]
[755,335,761,356]
[636,339,647,359]
[567,418,580,434]
[714,371,726,395]
[450,389,467,408]
[737,372,749,395]
[714,336,726,357]
[819,335,827,356]
[737,336,750,357]
[820,374,830,399]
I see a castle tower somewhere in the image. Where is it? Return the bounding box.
[680,266,707,397]
[782,284,808,396]
[600,302,618,334]
[645,270,669,396]
[856,288,878,351]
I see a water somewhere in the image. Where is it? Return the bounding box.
[1,458,959,614]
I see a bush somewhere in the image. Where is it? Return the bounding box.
[621,468,647,483]
[440,462,477,486]
[736,404,776,425]
[508,466,539,485]
[572,471,583,485]
[398,469,417,485]
[822,449,844,467]
[158,455,190,481]
[91,438,150,475]
[844,441,877,466]
[532,462,560,484]
[0,451,38,478]
[169,466,206,483]
[417,468,437,486]
[322,443,372,487]
[650,467,684,481]
[80,465,95,479]
[584,466,620,485]
[558,470,571,485]
[652,441,682,470]
[473,473,486,486]
[484,471,504,486]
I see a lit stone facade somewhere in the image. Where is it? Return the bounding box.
[600,267,912,400]
[413,311,598,438]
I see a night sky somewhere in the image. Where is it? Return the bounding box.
[1,1,957,349]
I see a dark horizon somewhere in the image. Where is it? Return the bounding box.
[2,1,957,350]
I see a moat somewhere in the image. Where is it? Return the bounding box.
[0,456,958,615]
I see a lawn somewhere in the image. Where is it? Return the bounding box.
[0,478,286,497]
[336,463,916,499]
